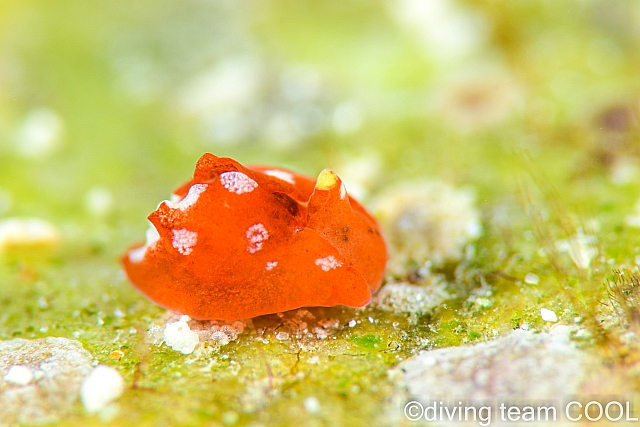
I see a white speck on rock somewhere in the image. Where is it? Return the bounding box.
[84,187,114,217]
[149,317,247,353]
[164,316,199,354]
[276,332,290,341]
[220,171,258,194]
[15,107,64,158]
[348,320,357,328]
[80,365,125,414]
[210,331,231,346]
[540,308,558,322]
[524,272,540,285]
[0,217,61,253]
[303,396,321,414]
[4,365,34,385]
[314,255,343,271]
[172,228,198,255]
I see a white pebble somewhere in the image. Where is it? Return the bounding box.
[348,320,357,328]
[80,365,125,413]
[164,317,199,354]
[276,331,290,341]
[540,308,558,322]
[0,217,61,252]
[84,187,113,216]
[4,365,34,385]
[303,396,321,414]
[15,107,64,158]
[524,273,539,285]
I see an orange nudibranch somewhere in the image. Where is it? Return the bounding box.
[121,153,388,320]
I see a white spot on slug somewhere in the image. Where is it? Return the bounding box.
[165,184,208,211]
[172,228,197,255]
[263,169,295,184]
[246,223,268,253]
[220,171,258,194]
[315,255,343,271]
[266,261,278,270]
[339,182,347,200]
[129,222,160,263]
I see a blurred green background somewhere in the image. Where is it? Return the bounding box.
[1,0,640,426]
[2,0,638,230]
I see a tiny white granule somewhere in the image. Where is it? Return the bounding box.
[276,331,290,341]
[4,365,34,385]
[266,261,278,270]
[15,107,64,158]
[303,396,321,414]
[164,316,199,354]
[172,228,198,255]
[210,331,231,346]
[80,365,125,414]
[0,217,61,252]
[313,327,329,339]
[219,171,258,194]
[348,320,357,328]
[246,223,269,254]
[524,273,539,285]
[540,308,558,323]
[165,183,208,211]
[263,169,295,184]
[84,187,114,216]
[314,255,343,272]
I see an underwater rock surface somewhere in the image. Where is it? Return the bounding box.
[0,337,94,425]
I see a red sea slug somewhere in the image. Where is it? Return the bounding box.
[121,153,388,320]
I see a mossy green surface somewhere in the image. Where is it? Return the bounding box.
[2,0,640,426]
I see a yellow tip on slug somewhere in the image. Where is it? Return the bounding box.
[316,169,339,190]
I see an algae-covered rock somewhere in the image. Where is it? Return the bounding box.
[391,327,591,400]
[0,337,94,425]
